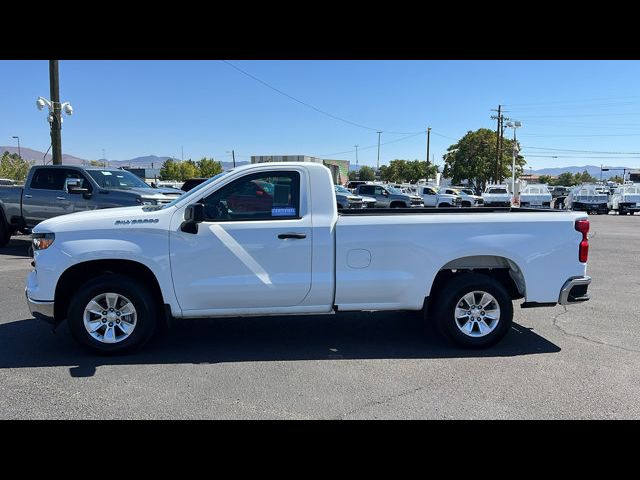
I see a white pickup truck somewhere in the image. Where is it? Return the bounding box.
[26,162,592,354]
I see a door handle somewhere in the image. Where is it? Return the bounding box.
[56,196,66,200]
[278,233,306,240]
[24,194,32,198]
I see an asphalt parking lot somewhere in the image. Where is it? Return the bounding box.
[1,213,640,419]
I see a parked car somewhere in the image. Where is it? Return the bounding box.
[482,185,513,207]
[441,186,482,207]
[334,185,366,210]
[355,184,424,208]
[26,161,592,354]
[416,185,461,207]
[346,180,369,193]
[181,178,209,192]
[518,184,552,208]
[0,165,182,247]
[0,178,16,186]
[609,183,640,215]
[567,184,609,214]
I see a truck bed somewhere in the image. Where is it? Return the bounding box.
[339,206,562,215]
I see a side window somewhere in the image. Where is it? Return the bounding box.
[63,170,93,192]
[202,171,300,221]
[359,185,372,195]
[374,186,385,195]
[30,169,68,190]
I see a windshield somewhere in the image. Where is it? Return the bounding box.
[488,188,508,194]
[88,170,151,189]
[387,186,403,194]
[160,171,230,209]
[461,189,474,196]
[335,185,351,194]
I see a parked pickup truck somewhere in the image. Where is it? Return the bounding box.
[567,184,609,215]
[0,165,182,246]
[518,184,552,209]
[355,183,424,208]
[26,162,592,354]
[482,185,513,207]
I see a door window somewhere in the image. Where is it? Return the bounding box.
[202,171,300,221]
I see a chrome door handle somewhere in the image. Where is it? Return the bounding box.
[278,233,306,240]
[24,194,32,198]
[56,196,66,200]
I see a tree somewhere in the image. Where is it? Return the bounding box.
[358,166,376,181]
[159,159,180,180]
[0,151,32,182]
[379,159,438,183]
[555,172,578,186]
[538,175,553,185]
[575,170,596,184]
[179,159,199,181]
[197,157,223,177]
[609,175,624,183]
[442,128,527,192]
[89,159,107,167]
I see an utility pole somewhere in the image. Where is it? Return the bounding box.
[232,149,236,168]
[354,145,359,168]
[426,127,431,167]
[11,136,21,159]
[491,105,502,183]
[376,131,382,172]
[49,60,63,165]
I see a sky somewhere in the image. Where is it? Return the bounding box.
[3,59,640,171]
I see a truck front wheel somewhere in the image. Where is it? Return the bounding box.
[67,274,157,354]
[431,273,513,348]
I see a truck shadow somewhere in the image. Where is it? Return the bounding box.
[0,311,560,377]
[0,236,31,258]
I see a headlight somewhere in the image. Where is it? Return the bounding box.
[32,232,55,251]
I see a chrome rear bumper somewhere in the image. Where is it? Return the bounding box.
[558,276,591,305]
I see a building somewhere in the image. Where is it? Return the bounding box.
[629,170,640,183]
[122,167,162,184]
[250,155,350,185]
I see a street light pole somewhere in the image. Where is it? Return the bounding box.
[376,131,382,173]
[11,136,20,159]
[49,60,63,165]
[354,145,359,169]
[426,127,431,167]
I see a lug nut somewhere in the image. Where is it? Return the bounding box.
[108,322,113,327]
[102,319,107,323]
[102,311,107,315]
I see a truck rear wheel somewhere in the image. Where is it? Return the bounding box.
[67,274,157,354]
[431,273,513,348]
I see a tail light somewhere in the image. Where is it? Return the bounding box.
[575,219,589,263]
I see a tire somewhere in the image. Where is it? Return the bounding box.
[67,274,158,354]
[390,202,403,208]
[461,201,471,208]
[430,273,513,348]
[438,203,451,208]
[0,214,11,248]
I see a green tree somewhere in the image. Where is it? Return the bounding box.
[556,172,578,186]
[0,151,32,182]
[358,166,376,181]
[159,159,180,180]
[609,175,624,183]
[538,175,553,185]
[575,170,596,184]
[89,159,107,167]
[379,159,438,183]
[179,159,199,181]
[197,157,223,177]
[442,128,527,192]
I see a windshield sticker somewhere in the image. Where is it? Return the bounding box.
[272,207,296,217]
[101,171,112,175]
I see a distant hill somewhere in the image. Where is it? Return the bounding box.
[0,146,248,170]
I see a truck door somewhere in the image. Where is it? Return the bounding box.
[421,187,437,206]
[22,168,76,225]
[169,169,313,311]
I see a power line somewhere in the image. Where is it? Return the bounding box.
[503,95,640,107]
[318,131,425,157]
[522,145,640,154]
[221,60,423,135]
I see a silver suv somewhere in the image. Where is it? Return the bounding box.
[356,184,424,208]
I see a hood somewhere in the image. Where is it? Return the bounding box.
[33,205,172,234]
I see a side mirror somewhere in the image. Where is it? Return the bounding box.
[383,191,389,197]
[68,186,89,195]
[181,203,205,234]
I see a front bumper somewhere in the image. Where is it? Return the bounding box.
[25,289,54,320]
[558,276,591,305]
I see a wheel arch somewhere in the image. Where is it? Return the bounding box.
[54,259,166,324]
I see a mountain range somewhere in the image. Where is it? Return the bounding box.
[1,146,637,178]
